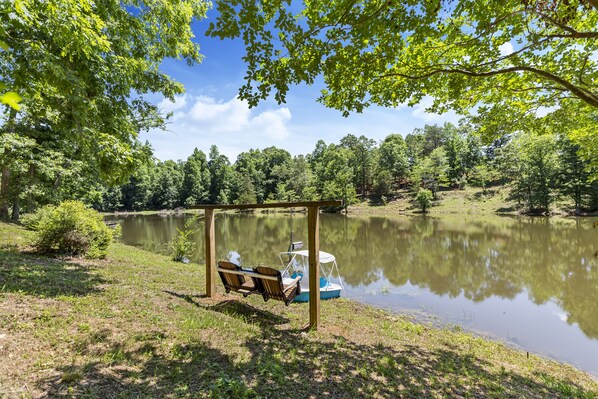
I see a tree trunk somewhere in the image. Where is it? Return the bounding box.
[0,167,10,219]
[11,199,19,220]
[2,108,17,219]
[362,165,366,200]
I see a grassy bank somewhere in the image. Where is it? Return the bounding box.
[103,186,590,219]
[1,221,597,398]
[348,186,585,217]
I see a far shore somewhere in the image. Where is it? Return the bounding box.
[103,186,598,219]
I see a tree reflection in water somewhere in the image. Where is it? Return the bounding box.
[115,213,598,341]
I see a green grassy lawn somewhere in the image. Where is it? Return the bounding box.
[1,221,597,398]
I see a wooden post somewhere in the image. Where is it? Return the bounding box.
[307,206,320,330]
[204,209,216,297]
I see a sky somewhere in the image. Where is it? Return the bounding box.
[141,8,463,163]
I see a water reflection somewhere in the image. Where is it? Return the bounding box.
[112,212,598,375]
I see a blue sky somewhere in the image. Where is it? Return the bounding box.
[141,9,462,163]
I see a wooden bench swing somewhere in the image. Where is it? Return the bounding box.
[217,260,302,306]
[190,200,342,330]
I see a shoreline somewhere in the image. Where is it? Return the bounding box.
[101,187,598,219]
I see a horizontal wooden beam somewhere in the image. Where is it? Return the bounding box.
[189,200,343,211]
[216,267,279,281]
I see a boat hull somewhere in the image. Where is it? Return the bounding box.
[294,283,343,302]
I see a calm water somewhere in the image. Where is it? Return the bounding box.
[109,212,598,376]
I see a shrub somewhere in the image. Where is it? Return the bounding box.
[168,216,201,262]
[33,200,112,258]
[168,228,196,262]
[20,205,55,230]
[415,189,433,213]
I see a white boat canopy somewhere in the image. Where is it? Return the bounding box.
[280,250,336,264]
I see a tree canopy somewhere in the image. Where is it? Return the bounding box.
[0,0,209,218]
[209,0,598,141]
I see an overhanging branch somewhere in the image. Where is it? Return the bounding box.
[378,66,598,108]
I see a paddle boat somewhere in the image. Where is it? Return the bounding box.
[278,249,344,302]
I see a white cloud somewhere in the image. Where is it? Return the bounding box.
[158,95,187,114]
[499,42,514,57]
[410,96,460,124]
[187,96,251,132]
[248,108,291,140]
[143,95,293,161]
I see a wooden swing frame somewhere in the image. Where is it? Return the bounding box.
[190,200,342,330]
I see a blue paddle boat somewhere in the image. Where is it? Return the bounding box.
[278,250,344,302]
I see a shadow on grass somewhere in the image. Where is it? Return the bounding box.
[367,196,388,207]
[472,190,498,200]
[40,302,597,399]
[41,327,596,399]
[0,248,106,297]
[164,290,290,326]
[163,290,209,306]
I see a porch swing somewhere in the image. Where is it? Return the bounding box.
[215,207,304,305]
[191,200,342,330]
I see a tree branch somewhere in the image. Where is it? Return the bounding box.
[586,0,598,11]
[542,32,598,39]
[378,65,598,107]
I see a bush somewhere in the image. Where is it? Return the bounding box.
[32,200,112,258]
[168,228,196,262]
[415,189,433,213]
[20,205,55,230]
[168,215,201,262]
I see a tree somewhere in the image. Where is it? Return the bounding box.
[233,149,267,203]
[310,143,357,209]
[405,132,426,168]
[415,189,433,213]
[121,166,154,211]
[0,132,82,219]
[499,133,560,213]
[181,149,211,207]
[444,125,481,188]
[152,161,183,209]
[261,146,292,200]
[377,134,409,184]
[557,136,594,213]
[209,0,598,156]
[411,148,449,197]
[470,164,497,195]
[208,145,233,204]
[0,0,209,218]
[234,174,258,204]
[372,169,393,198]
[444,132,467,187]
[340,134,376,199]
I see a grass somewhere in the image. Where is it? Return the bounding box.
[1,221,597,398]
[348,186,577,217]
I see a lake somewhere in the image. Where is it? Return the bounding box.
[109,212,598,376]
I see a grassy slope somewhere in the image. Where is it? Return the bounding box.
[348,186,578,217]
[1,222,597,398]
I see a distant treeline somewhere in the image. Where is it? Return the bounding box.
[92,122,598,215]
[3,122,598,219]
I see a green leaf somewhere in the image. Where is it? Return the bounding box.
[0,92,22,111]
